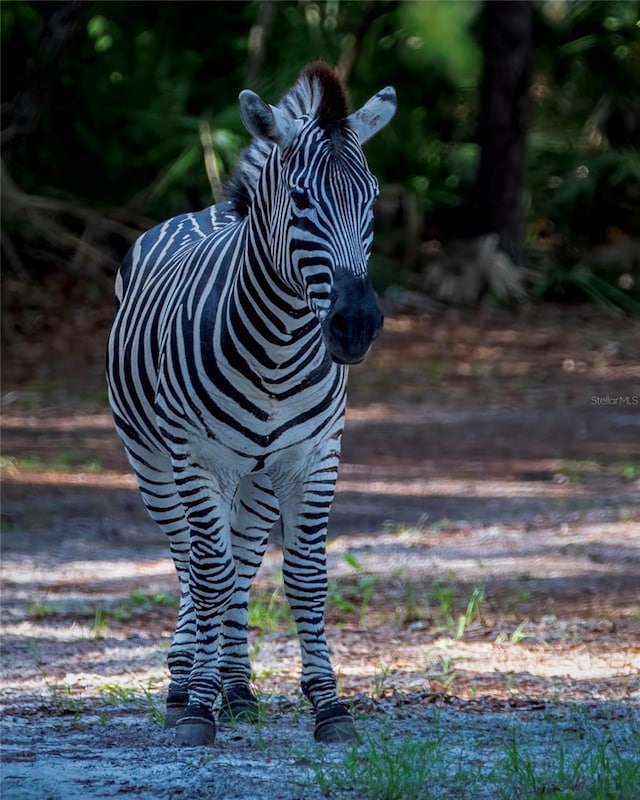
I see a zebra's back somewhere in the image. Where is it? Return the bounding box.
[108,201,243,454]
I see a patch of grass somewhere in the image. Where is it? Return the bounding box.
[431,583,485,639]
[43,678,87,720]
[395,579,429,625]
[455,584,485,640]
[342,552,376,624]
[617,506,635,522]
[109,590,179,621]
[381,514,430,535]
[85,592,179,636]
[1,387,60,412]
[499,732,640,800]
[247,587,294,634]
[97,684,141,703]
[371,663,396,700]
[556,459,602,484]
[382,519,406,535]
[27,601,62,618]
[429,518,452,532]
[2,382,109,411]
[326,552,378,624]
[312,734,453,800]
[307,720,640,800]
[550,457,639,486]
[91,608,107,639]
[139,685,164,725]
[424,654,460,690]
[431,584,454,629]
[496,619,534,645]
[502,587,533,613]
[327,578,356,615]
[618,462,640,481]
[1,450,103,474]
[28,591,179,631]
[97,682,164,724]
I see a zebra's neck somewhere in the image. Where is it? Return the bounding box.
[220,162,331,386]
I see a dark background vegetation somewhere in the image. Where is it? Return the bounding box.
[2,0,640,366]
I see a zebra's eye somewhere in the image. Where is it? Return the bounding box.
[291,188,311,210]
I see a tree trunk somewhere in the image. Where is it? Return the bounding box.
[475,0,533,266]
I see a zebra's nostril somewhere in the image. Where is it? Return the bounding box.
[330,312,349,337]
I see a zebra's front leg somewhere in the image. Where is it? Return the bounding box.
[219,475,279,721]
[173,473,237,747]
[278,464,357,743]
[123,453,195,729]
[164,529,195,728]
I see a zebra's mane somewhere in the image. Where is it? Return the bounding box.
[224,63,349,217]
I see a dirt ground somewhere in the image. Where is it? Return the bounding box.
[1,307,639,798]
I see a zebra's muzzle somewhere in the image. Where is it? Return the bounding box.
[321,269,384,365]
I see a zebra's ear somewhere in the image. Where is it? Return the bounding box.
[239,90,299,149]
[348,87,397,145]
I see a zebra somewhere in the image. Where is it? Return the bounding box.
[106,62,396,747]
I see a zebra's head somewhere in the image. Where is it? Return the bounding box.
[236,64,396,365]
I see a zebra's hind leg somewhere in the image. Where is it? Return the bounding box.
[219,475,280,722]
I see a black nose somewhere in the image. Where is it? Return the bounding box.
[321,269,383,365]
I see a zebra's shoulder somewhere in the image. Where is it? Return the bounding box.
[118,202,242,296]
[135,202,241,257]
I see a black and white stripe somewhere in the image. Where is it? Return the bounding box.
[107,63,395,744]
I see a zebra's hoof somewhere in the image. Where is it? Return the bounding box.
[219,684,260,722]
[175,703,216,747]
[314,703,357,743]
[164,704,188,729]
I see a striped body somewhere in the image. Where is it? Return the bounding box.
[107,64,395,744]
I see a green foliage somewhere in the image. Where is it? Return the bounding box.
[326,552,377,624]
[342,551,376,623]
[1,451,103,474]
[530,148,640,245]
[500,732,640,800]
[530,257,640,314]
[247,587,294,634]
[619,463,640,481]
[25,591,180,635]
[397,1,481,87]
[495,619,534,646]
[3,0,639,310]
[96,682,164,723]
[3,1,254,218]
[2,0,480,222]
[308,721,640,800]
[431,583,485,639]
[526,1,640,311]
[27,601,61,619]
[110,591,179,621]
[313,734,450,800]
